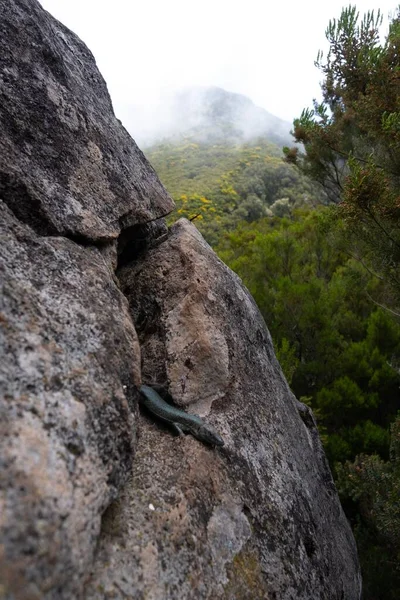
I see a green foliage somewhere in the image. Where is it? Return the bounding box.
[276,338,299,386]
[216,208,400,466]
[146,138,322,245]
[283,6,400,594]
[287,5,400,309]
[217,204,400,595]
[336,416,400,599]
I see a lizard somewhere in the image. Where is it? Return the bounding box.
[139,384,224,447]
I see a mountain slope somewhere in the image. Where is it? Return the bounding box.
[121,86,293,148]
[146,137,321,244]
[157,86,294,147]
[140,87,322,244]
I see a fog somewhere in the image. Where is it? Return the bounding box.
[39,0,396,146]
[116,86,294,147]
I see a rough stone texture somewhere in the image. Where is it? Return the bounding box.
[0,202,141,599]
[0,0,174,242]
[0,3,171,596]
[0,1,361,598]
[83,219,362,600]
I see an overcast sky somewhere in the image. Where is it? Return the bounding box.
[39,0,397,140]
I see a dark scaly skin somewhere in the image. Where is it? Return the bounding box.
[139,384,224,447]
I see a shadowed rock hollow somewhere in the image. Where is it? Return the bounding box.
[0,1,361,599]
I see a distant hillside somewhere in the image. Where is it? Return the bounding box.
[146,137,323,246]
[155,87,293,147]
[121,86,293,148]
[138,86,323,245]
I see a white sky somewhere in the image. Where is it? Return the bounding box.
[39,0,397,136]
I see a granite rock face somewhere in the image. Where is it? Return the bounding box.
[0,202,141,600]
[84,219,361,600]
[0,1,361,599]
[0,0,171,597]
[0,0,173,242]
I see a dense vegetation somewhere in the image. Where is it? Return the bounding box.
[283,7,400,596]
[217,210,400,463]
[146,138,322,246]
[285,6,400,313]
[146,7,400,596]
[216,209,400,597]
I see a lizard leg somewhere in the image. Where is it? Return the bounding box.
[171,423,185,436]
[171,422,193,436]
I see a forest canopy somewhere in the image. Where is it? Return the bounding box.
[146,138,322,246]
[285,5,400,313]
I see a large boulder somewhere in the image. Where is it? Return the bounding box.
[84,219,361,599]
[0,0,172,597]
[0,202,141,599]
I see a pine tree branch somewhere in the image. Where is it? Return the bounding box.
[346,251,385,280]
[365,291,400,319]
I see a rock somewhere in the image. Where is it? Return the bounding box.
[0,0,174,242]
[83,219,361,599]
[0,0,361,598]
[0,203,141,599]
[0,1,168,595]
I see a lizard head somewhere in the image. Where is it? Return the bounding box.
[197,423,225,447]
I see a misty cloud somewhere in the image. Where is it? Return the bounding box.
[40,0,395,145]
[117,86,293,148]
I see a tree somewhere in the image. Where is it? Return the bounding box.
[216,209,400,465]
[282,7,400,595]
[336,415,400,599]
[285,5,400,307]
